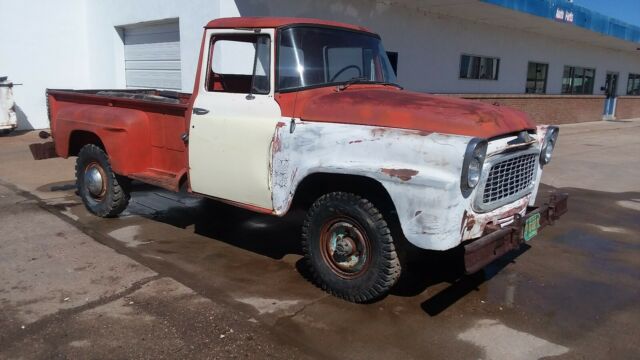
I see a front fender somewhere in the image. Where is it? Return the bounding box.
[271,120,473,250]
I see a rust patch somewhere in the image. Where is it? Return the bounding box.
[460,210,477,234]
[276,121,286,128]
[272,128,283,153]
[370,128,387,137]
[380,168,419,181]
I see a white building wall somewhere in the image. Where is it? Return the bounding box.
[83,0,222,93]
[2,0,639,129]
[0,0,90,130]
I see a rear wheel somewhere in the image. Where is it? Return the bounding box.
[302,192,401,302]
[75,144,130,217]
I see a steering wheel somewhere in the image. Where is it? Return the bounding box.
[330,65,362,82]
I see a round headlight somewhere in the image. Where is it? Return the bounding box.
[540,127,559,166]
[468,158,481,187]
[543,140,554,163]
[461,138,488,194]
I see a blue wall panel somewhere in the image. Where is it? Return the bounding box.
[480,0,640,44]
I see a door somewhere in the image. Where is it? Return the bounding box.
[123,20,182,90]
[188,29,281,210]
[603,72,619,120]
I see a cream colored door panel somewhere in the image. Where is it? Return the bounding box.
[189,29,280,209]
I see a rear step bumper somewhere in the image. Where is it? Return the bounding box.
[464,192,569,274]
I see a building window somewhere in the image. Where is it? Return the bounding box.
[459,54,500,80]
[561,66,595,94]
[386,51,398,76]
[525,62,548,94]
[627,73,640,95]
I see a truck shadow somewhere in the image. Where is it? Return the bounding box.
[410,245,530,316]
[124,182,640,318]
[128,183,305,259]
[126,182,535,314]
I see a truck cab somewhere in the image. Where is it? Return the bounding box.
[42,17,567,303]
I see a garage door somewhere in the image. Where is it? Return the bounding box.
[123,21,181,90]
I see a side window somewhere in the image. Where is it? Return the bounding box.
[206,34,271,94]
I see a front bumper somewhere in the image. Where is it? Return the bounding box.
[464,192,568,274]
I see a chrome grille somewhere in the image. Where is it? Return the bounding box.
[482,153,537,204]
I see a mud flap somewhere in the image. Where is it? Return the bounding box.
[29,141,59,160]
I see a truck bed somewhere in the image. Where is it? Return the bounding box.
[47,89,193,192]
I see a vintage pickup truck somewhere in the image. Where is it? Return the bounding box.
[36,17,567,302]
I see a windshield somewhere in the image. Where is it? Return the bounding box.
[277,27,398,91]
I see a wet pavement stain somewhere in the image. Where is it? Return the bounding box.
[25,179,640,359]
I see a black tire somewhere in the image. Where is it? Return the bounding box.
[75,144,130,217]
[302,192,401,303]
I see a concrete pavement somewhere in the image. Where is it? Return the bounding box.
[0,182,310,359]
[1,120,639,359]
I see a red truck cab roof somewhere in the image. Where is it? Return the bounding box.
[205,17,374,34]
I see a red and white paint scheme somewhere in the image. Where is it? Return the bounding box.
[40,17,567,303]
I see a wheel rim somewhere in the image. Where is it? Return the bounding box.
[319,216,371,279]
[84,162,107,201]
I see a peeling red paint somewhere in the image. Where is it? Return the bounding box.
[380,168,419,181]
[276,87,536,138]
[460,210,477,234]
[370,128,387,137]
[272,128,283,153]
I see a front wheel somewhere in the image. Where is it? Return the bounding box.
[76,144,130,218]
[302,192,401,302]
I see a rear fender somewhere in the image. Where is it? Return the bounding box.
[54,104,152,174]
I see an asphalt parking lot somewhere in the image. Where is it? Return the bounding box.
[1,120,639,359]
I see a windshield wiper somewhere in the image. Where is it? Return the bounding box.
[378,82,404,90]
[337,77,403,91]
[337,76,369,91]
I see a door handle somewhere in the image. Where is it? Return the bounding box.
[192,107,210,115]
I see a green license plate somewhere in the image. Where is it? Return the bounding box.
[524,213,541,241]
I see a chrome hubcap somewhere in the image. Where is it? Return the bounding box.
[85,164,105,197]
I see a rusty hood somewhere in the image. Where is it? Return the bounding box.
[294,87,536,138]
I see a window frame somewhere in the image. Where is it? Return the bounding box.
[274,25,399,93]
[204,33,272,95]
[561,65,596,95]
[627,73,640,95]
[525,61,549,94]
[459,54,501,81]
